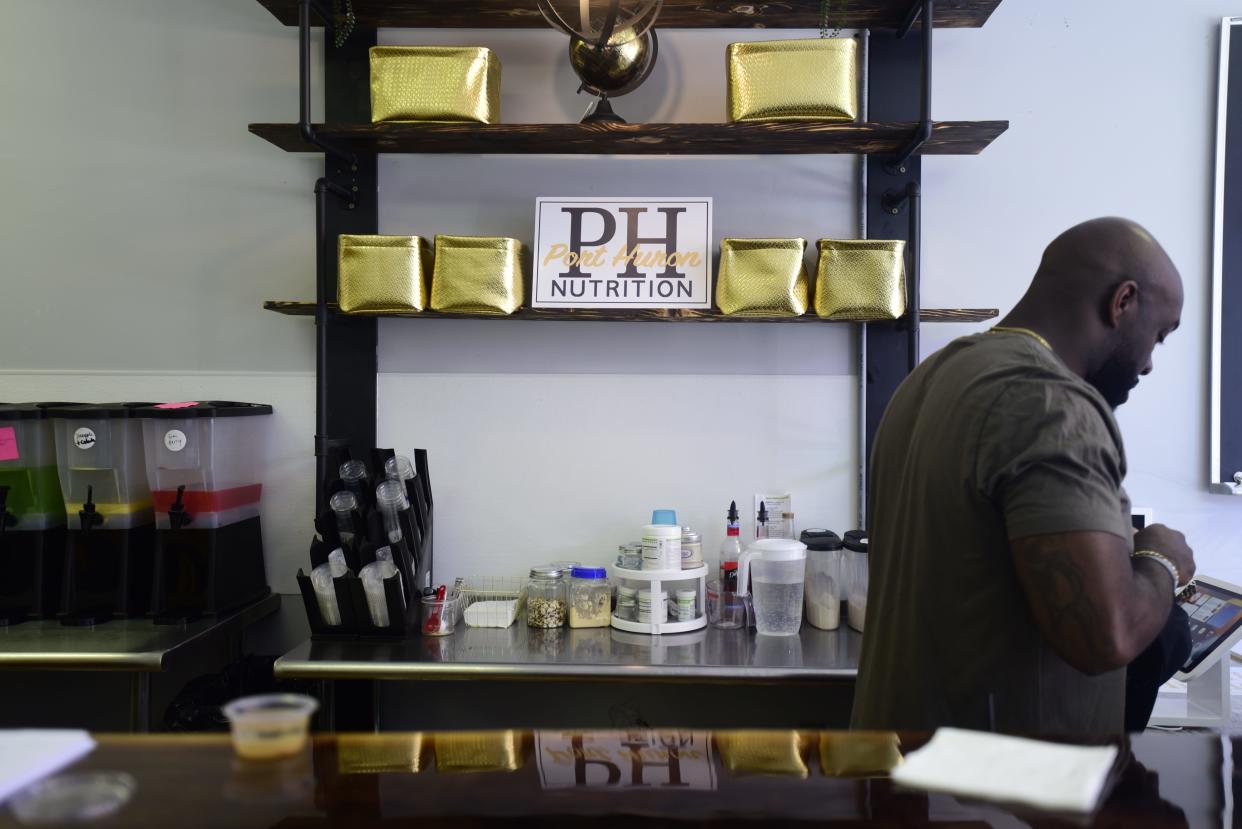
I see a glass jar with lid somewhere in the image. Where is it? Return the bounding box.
[526,566,567,628]
[568,566,610,628]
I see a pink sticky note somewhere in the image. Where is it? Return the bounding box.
[155,401,200,410]
[0,427,17,462]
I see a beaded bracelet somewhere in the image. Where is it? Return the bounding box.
[1132,549,1182,596]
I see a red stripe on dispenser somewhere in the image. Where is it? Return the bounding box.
[152,484,263,514]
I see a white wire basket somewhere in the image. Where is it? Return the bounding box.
[460,576,526,628]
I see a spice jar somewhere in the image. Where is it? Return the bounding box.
[681,529,704,569]
[568,566,611,628]
[526,566,567,628]
[617,543,643,570]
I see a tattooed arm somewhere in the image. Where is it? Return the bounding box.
[1010,529,1194,675]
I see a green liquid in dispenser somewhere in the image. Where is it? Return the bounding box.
[0,466,66,521]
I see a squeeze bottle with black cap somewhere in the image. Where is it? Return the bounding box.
[720,500,742,592]
[756,500,770,540]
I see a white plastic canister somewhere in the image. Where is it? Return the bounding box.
[641,524,682,570]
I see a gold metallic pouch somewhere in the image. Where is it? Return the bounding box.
[715,730,810,778]
[819,731,902,778]
[430,235,527,316]
[716,238,809,317]
[337,733,427,774]
[370,46,501,124]
[814,239,907,320]
[435,731,525,773]
[337,235,431,314]
[727,38,858,122]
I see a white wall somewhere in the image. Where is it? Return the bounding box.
[926,1,1242,579]
[2,1,1239,596]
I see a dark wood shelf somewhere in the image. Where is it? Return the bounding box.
[264,301,997,324]
[255,0,1001,29]
[250,120,1006,156]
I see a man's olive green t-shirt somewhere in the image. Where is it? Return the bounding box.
[850,331,1133,735]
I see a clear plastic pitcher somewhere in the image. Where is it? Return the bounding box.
[737,538,807,636]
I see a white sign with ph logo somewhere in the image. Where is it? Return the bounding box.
[533,197,713,309]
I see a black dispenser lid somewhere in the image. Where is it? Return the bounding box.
[843,530,869,554]
[0,403,85,421]
[135,401,273,419]
[43,402,156,419]
[800,528,843,551]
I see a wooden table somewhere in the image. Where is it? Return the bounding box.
[0,730,1230,827]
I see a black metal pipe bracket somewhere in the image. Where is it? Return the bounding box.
[300,0,359,168]
[887,0,934,174]
[313,176,354,492]
[881,181,922,371]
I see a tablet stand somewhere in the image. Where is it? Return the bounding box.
[1149,654,1232,728]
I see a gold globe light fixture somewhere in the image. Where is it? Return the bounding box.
[537,0,663,123]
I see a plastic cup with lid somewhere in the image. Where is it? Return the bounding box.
[222,694,319,760]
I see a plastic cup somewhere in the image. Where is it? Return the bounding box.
[361,561,400,627]
[385,455,415,482]
[222,694,319,760]
[310,563,341,626]
[706,580,747,630]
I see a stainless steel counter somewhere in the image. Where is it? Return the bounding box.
[274,623,860,682]
[0,594,281,671]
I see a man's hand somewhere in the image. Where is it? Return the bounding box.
[1133,524,1196,586]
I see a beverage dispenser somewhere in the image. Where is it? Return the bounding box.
[0,403,71,623]
[138,402,273,621]
[48,403,155,624]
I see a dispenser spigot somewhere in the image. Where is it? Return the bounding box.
[168,484,193,530]
[79,485,104,531]
[0,485,15,533]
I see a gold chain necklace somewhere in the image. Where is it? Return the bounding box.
[990,326,1052,350]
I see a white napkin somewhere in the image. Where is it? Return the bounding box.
[891,728,1118,814]
[0,730,96,804]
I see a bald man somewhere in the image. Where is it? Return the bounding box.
[850,218,1195,735]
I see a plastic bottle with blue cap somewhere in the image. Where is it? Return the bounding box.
[642,509,682,571]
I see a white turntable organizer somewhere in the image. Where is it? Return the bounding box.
[610,564,708,635]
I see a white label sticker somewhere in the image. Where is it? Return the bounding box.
[164,429,187,453]
[73,428,97,450]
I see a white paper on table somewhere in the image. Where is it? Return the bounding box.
[891,728,1119,814]
[0,730,96,804]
